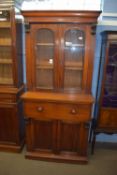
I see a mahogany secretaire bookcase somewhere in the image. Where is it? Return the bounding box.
[0,0,25,152]
[21,10,100,163]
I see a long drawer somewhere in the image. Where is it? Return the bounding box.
[23,101,91,122]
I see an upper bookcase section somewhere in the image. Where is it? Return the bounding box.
[21,0,102,11]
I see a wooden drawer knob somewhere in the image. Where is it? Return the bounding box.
[70,108,77,115]
[37,106,44,112]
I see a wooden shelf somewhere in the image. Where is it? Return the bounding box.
[65,42,84,47]
[36,65,53,69]
[36,61,53,69]
[65,62,83,70]
[108,63,117,67]
[0,59,12,64]
[36,43,54,46]
[65,67,83,70]
[0,41,11,46]
[36,86,53,90]
[0,22,11,28]
[0,77,13,84]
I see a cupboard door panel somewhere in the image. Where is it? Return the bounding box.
[0,106,19,144]
[58,121,80,153]
[26,118,57,153]
[58,121,89,156]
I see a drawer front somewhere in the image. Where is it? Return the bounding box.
[24,101,91,122]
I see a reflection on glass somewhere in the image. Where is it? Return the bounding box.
[64,29,85,90]
[102,43,117,108]
[35,29,54,89]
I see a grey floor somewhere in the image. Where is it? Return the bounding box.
[0,142,117,175]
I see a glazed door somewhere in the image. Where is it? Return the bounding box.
[29,24,91,92]
[102,40,117,108]
[60,24,90,92]
[98,36,117,128]
[0,20,13,86]
[30,24,59,91]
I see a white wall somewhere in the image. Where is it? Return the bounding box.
[21,0,101,11]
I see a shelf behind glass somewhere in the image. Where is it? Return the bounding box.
[0,21,11,28]
[0,64,13,85]
[0,77,13,85]
[64,69,83,90]
[36,68,53,89]
[0,41,11,46]
[0,46,12,66]
[0,59,12,64]
[65,42,84,47]
[65,61,83,70]
[36,43,54,46]
[0,28,11,46]
[36,60,53,69]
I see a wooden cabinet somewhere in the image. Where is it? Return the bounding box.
[21,11,100,163]
[91,32,117,154]
[0,1,24,152]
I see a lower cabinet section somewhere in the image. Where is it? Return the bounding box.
[25,118,89,163]
[0,103,25,152]
[22,92,93,163]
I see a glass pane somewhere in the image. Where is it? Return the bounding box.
[35,29,54,89]
[0,27,13,85]
[64,29,85,91]
[102,43,117,108]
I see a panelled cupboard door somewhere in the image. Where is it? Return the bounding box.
[25,118,57,153]
[0,105,19,144]
[29,24,91,92]
[25,117,89,156]
[58,121,89,156]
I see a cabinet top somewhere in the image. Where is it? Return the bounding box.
[21,10,101,23]
[21,92,94,104]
